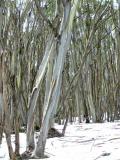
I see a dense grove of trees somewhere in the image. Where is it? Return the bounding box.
[0,0,120,159]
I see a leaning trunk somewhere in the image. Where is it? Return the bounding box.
[34,0,78,157]
[26,34,55,151]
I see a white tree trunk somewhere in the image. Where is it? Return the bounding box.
[34,0,79,157]
[26,35,55,150]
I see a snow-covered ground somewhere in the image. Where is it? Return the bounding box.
[1,121,120,160]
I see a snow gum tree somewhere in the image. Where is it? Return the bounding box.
[26,0,79,158]
[1,0,120,160]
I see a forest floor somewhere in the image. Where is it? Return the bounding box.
[0,121,120,160]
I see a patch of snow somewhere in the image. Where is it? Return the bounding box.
[1,122,120,160]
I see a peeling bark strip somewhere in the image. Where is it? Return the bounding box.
[26,0,79,158]
[26,34,55,150]
[30,0,78,158]
[1,0,120,160]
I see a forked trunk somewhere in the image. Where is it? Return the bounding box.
[33,1,77,157]
[26,35,55,151]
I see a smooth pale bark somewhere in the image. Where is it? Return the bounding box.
[26,35,54,150]
[33,0,79,157]
[42,40,57,120]
[43,43,56,129]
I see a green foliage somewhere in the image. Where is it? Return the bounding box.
[45,0,56,19]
